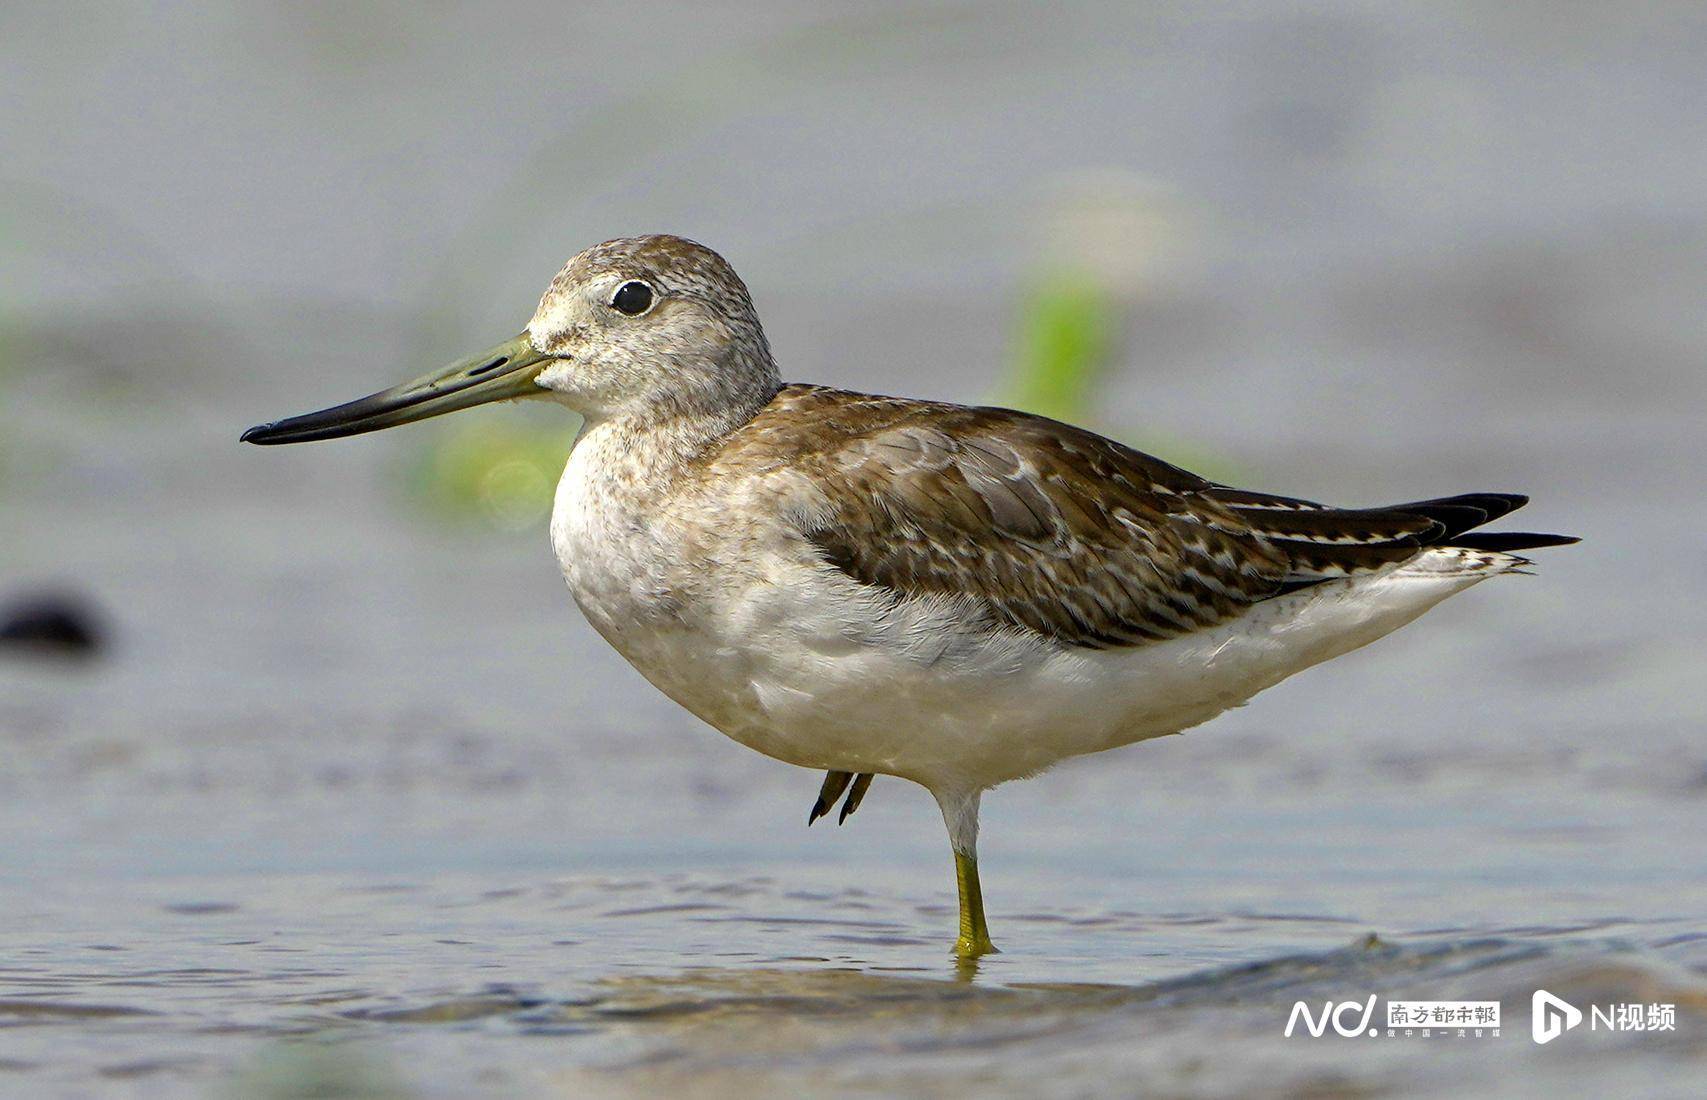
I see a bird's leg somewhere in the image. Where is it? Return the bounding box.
[953,848,995,958]
[934,788,996,958]
[808,771,854,825]
[838,773,873,824]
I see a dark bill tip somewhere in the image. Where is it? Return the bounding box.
[239,333,546,447]
[237,388,399,445]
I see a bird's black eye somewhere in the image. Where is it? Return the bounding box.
[610,281,654,316]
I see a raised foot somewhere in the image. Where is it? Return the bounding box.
[807,770,874,826]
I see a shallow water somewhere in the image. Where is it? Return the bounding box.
[5,865,1706,1097]
[5,3,1707,1097]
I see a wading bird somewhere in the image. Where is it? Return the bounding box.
[244,235,1574,957]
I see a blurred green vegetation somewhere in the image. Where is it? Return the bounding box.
[403,411,574,531]
[998,269,1238,484]
[226,1040,412,1100]
[998,270,1117,425]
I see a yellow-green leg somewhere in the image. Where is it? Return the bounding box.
[934,787,996,959]
[953,848,997,958]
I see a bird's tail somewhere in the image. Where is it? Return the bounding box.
[1200,489,1578,593]
[1381,493,1578,553]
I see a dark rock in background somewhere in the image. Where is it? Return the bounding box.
[0,591,104,659]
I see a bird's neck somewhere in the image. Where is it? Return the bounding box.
[569,382,778,498]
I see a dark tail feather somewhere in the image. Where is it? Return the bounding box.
[1386,493,1577,551]
[1387,493,1529,538]
[1263,491,1574,597]
[1446,531,1580,552]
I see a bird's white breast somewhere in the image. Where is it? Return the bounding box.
[551,419,775,743]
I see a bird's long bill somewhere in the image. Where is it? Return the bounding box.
[241,333,550,446]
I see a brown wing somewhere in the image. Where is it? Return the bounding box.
[730,386,1539,650]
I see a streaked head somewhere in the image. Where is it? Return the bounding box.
[242,235,779,446]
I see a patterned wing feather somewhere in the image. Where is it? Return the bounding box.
[731,386,1560,650]
[774,395,1286,647]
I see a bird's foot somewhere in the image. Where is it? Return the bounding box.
[838,772,872,823]
[952,931,999,959]
[808,771,851,825]
[807,770,874,825]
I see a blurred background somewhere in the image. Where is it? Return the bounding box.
[2,3,1704,1097]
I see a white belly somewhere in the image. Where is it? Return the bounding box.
[662,554,1494,791]
[555,458,1502,792]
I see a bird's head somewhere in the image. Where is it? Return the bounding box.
[242,235,779,446]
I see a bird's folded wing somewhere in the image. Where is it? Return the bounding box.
[762,391,1445,650]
